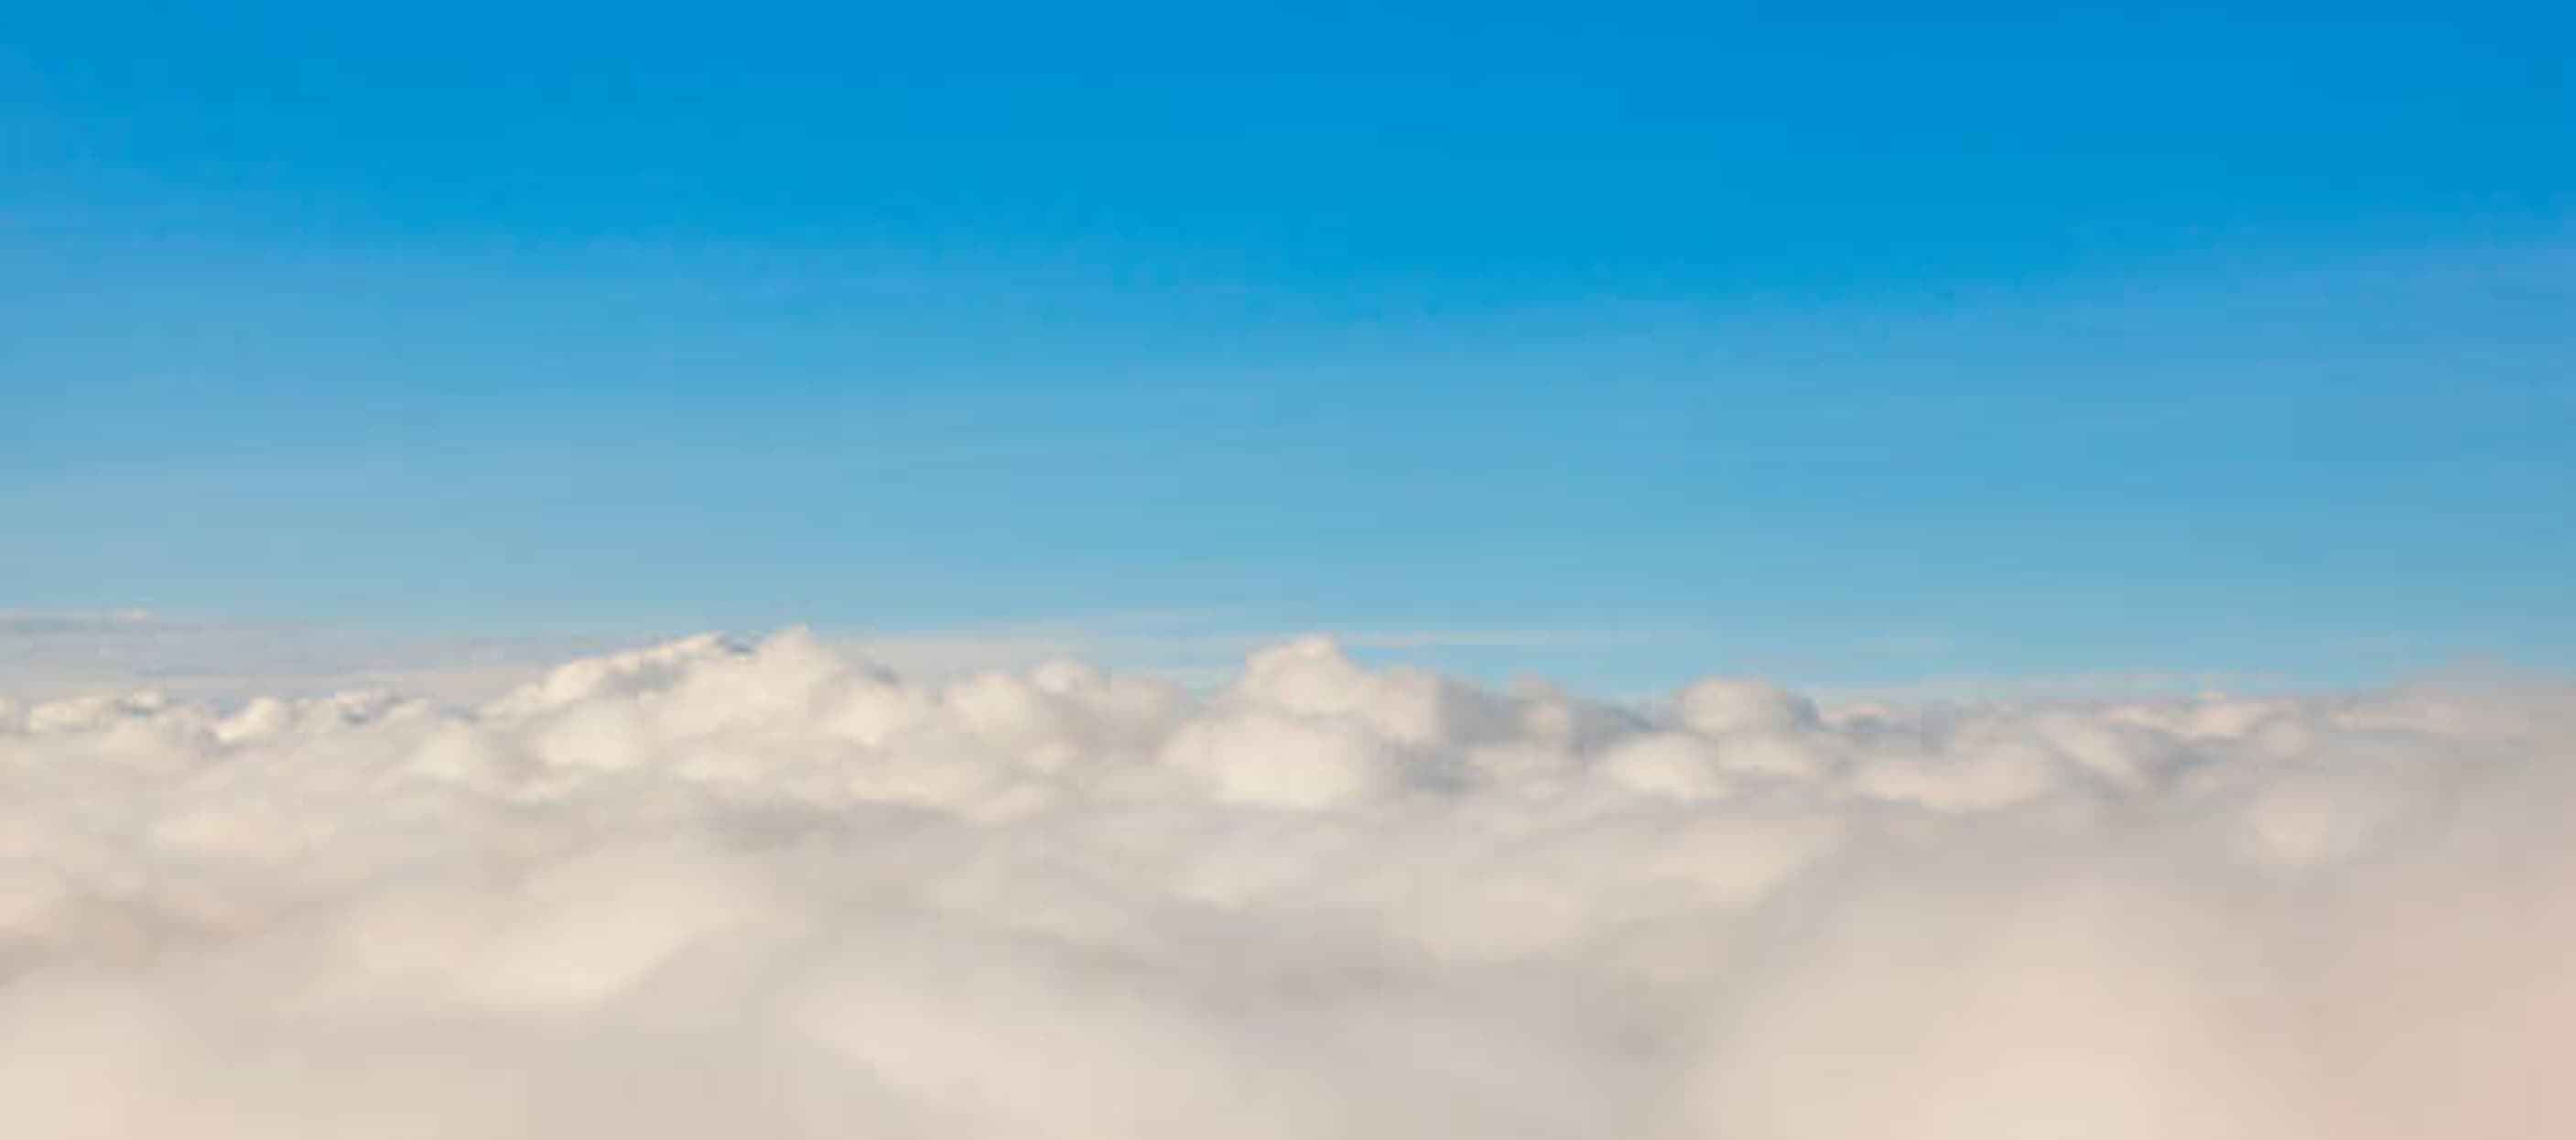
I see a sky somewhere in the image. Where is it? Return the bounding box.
[5,4,2573,691]
[4,13,2576,1135]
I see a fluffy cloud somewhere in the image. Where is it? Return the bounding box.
[0,629,2569,1138]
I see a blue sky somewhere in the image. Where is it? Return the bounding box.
[5,4,2572,689]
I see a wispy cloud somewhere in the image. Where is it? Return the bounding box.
[0,610,1658,702]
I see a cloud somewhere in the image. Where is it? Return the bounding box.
[0,611,607,705]
[0,610,1649,703]
[0,629,2569,1138]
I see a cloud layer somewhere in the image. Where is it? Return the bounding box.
[0,630,2570,1138]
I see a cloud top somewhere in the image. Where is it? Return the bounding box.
[0,630,2570,1138]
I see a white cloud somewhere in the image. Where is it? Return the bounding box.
[0,628,2569,1138]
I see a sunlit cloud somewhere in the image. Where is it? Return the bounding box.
[0,629,2568,1138]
